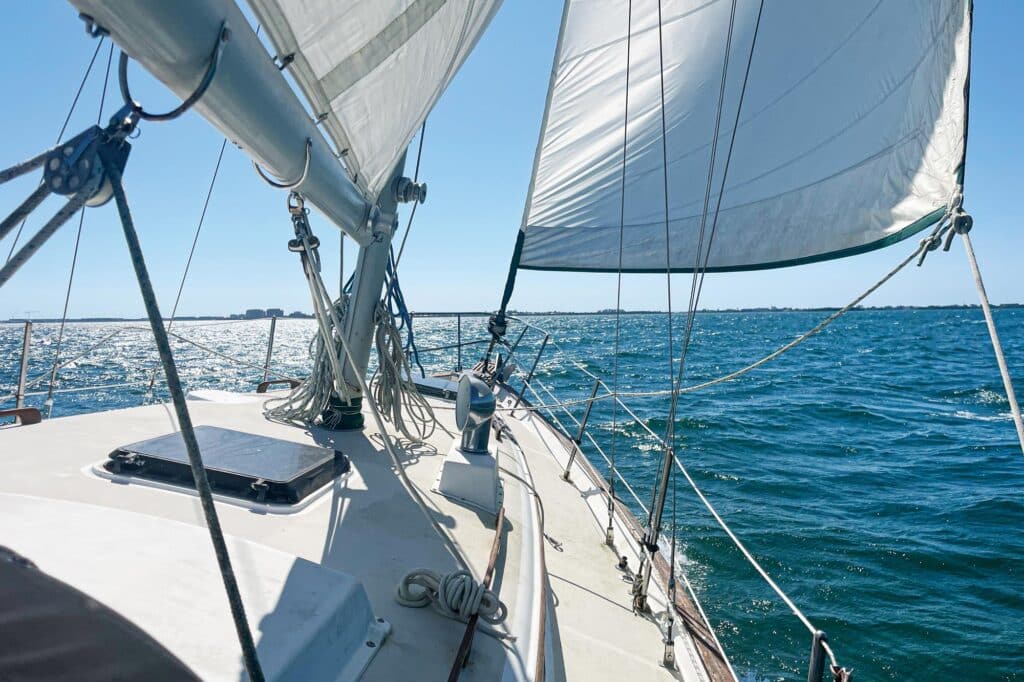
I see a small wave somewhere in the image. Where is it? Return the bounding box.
[953,410,1011,422]
[976,388,1008,405]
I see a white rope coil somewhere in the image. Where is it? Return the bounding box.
[370,303,437,443]
[395,568,511,640]
[264,298,347,427]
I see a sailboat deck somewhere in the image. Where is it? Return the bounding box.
[0,390,723,680]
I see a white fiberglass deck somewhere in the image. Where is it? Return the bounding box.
[0,389,726,680]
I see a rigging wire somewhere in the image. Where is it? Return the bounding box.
[609,0,634,541]
[142,138,229,402]
[393,120,426,271]
[657,0,758,572]
[677,0,765,388]
[167,142,228,326]
[656,0,678,440]
[669,0,744,441]
[5,37,106,263]
[44,42,115,417]
[653,3,846,671]
[651,0,710,657]
[460,234,944,420]
[961,231,1024,455]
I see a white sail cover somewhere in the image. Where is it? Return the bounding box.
[248,0,503,200]
[518,0,972,272]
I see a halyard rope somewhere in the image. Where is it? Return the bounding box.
[464,233,939,419]
[103,151,265,682]
[670,448,842,672]
[263,307,344,426]
[264,201,353,427]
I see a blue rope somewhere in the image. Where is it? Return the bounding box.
[383,248,426,377]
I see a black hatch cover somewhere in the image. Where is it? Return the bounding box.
[105,426,348,505]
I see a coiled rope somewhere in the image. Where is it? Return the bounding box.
[371,302,437,443]
[265,298,348,427]
[265,193,354,428]
[396,568,510,640]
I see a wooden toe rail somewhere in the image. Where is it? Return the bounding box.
[448,505,506,681]
[0,407,42,426]
[256,378,300,393]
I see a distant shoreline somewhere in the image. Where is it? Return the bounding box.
[4,303,1022,323]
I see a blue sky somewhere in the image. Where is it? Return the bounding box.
[0,1,1020,320]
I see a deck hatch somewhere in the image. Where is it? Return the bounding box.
[105,426,348,505]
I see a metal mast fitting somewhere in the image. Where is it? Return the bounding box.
[70,0,375,244]
[335,158,407,404]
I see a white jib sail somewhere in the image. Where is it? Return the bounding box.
[248,0,503,201]
[518,0,972,272]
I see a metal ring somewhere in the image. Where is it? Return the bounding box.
[119,22,229,123]
[253,138,313,190]
[79,13,109,38]
[287,191,305,214]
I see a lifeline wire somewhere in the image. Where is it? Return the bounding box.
[486,233,934,416]
[506,322,852,676]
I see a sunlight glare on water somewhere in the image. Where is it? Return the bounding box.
[1,308,1022,680]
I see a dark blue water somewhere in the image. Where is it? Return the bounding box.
[2,309,1022,680]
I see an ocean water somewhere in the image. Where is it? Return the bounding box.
[2,309,1022,680]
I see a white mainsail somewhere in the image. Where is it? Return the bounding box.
[248,0,503,200]
[517,0,972,272]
